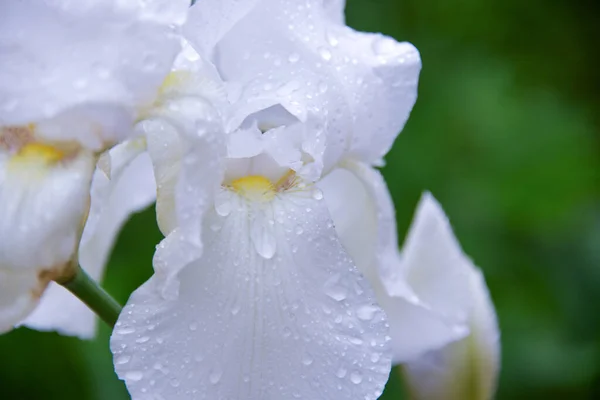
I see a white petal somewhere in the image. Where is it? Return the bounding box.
[142,98,226,298]
[143,51,228,237]
[80,140,156,273]
[403,268,501,400]
[34,103,134,151]
[187,0,354,175]
[0,269,46,334]
[184,0,261,59]
[19,282,96,338]
[317,168,378,283]
[185,0,420,170]
[327,28,421,163]
[23,140,156,338]
[396,193,472,325]
[0,150,95,331]
[0,0,188,127]
[112,188,391,400]
[323,0,346,23]
[0,153,94,271]
[320,163,471,362]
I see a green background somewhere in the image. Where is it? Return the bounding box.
[2,0,599,398]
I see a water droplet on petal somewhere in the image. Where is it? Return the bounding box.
[326,31,339,47]
[371,353,381,363]
[115,355,131,365]
[311,188,323,200]
[215,191,233,216]
[350,371,363,384]
[288,52,300,63]
[115,327,136,335]
[125,371,144,382]
[302,353,314,366]
[356,305,378,321]
[251,216,276,259]
[209,369,222,384]
[318,47,332,61]
[325,286,347,301]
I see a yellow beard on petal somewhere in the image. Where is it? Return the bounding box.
[231,175,276,202]
[229,171,306,202]
[13,143,65,164]
[159,71,192,95]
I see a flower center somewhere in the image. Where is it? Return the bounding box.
[231,175,276,202]
[1,124,73,167]
[14,143,65,164]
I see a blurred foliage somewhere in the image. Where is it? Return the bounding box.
[1,0,599,399]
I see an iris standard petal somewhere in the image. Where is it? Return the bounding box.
[0,0,189,126]
[184,0,420,172]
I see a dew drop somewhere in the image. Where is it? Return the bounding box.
[209,369,223,384]
[325,286,347,301]
[326,31,339,47]
[302,354,314,366]
[348,337,363,345]
[311,188,323,200]
[215,192,233,216]
[318,47,332,61]
[135,336,150,344]
[350,371,363,384]
[115,355,131,365]
[251,219,277,259]
[115,327,136,335]
[336,367,347,378]
[125,371,144,382]
[356,305,378,321]
[371,353,381,363]
[288,53,300,63]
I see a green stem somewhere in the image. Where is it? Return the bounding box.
[60,268,122,327]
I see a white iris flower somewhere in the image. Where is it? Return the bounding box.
[109,0,427,399]
[0,0,190,336]
[0,0,500,398]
